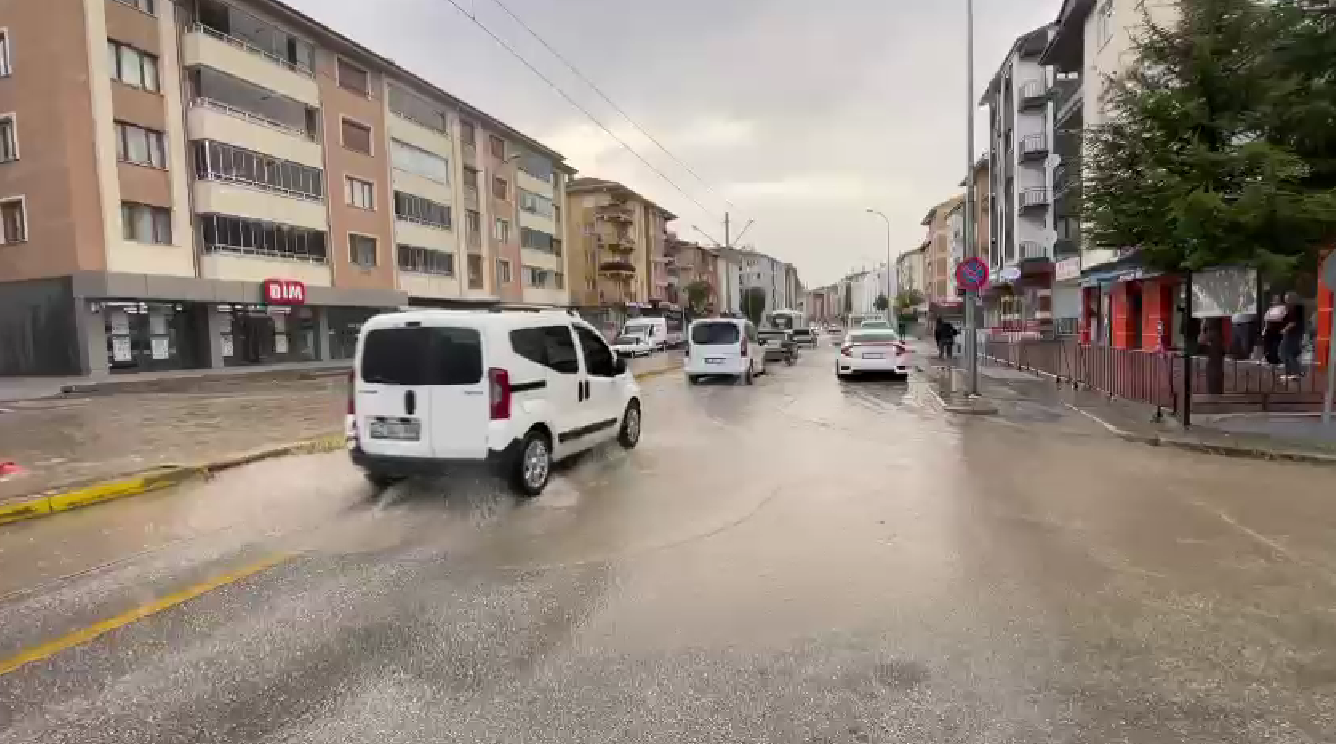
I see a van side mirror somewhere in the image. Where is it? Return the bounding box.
[613,356,628,375]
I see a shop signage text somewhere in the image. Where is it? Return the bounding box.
[1055,257,1082,283]
[263,278,307,305]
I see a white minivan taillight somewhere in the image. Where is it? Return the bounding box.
[489,367,511,420]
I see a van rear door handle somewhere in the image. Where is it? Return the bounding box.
[404,389,416,416]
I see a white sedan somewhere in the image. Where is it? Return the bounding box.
[836,329,911,379]
[611,334,654,357]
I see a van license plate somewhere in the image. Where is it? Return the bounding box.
[705,357,723,364]
[369,419,421,441]
[861,352,885,359]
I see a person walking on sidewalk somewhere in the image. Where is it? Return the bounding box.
[1280,291,1307,381]
[934,318,959,360]
[1262,294,1287,366]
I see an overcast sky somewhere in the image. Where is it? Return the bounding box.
[287,0,1059,287]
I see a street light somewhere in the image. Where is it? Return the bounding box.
[864,208,894,317]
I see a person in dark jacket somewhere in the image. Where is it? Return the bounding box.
[934,318,958,359]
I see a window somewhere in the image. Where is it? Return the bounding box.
[360,327,482,386]
[574,325,616,377]
[107,40,159,92]
[466,254,483,289]
[463,167,479,192]
[692,322,741,345]
[554,271,565,290]
[0,116,15,162]
[390,139,449,183]
[517,152,553,183]
[190,67,318,138]
[113,0,156,13]
[114,121,166,168]
[1097,0,1114,47]
[492,176,508,200]
[387,84,449,133]
[393,191,451,229]
[340,118,372,154]
[509,326,579,374]
[0,30,9,77]
[524,266,550,288]
[193,140,324,200]
[460,120,476,150]
[493,217,510,242]
[519,189,554,218]
[337,58,369,95]
[349,233,377,267]
[0,198,26,244]
[199,213,327,262]
[520,227,558,254]
[488,134,505,158]
[496,258,512,284]
[397,244,454,275]
[120,202,172,244]
[345,176,374,209]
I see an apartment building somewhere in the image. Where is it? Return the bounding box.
[896,245,926,298]
[564,177,673,309]
[734,249,798,316]
[665,238,719,313]
[713,245,745,316]
[920,195,964,312]
[0,0,572,377]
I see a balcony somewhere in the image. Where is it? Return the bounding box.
[597,203,634,223]
[187,100,323,168]
[193,181,328,232]
[1019,80,1050,110]
[601,235,636,254]
[1053,160,1079,198]
[1053,237,1081,257]
[182,24,319,107]
[599,259,636,277]
[465,227,482,252]
[1019,187,1050,210]
[463,185,480,211]
[1018,241,1048,261]
[1019,133,1049,161]
[1053,77,1083,125]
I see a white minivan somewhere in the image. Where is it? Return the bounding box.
[348,309,643,496]
[683,318,767,385]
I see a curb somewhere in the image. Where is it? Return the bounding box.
[0,363,684,528]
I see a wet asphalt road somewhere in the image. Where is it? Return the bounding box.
[2,347,1336,743]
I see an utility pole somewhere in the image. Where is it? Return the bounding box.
[963,0,980,396]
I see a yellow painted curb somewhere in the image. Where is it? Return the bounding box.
[635,363,682,381]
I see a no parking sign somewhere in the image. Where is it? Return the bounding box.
[955,257,989,293]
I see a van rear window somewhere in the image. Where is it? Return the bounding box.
[360,326,482,386]
[691,322,740,345]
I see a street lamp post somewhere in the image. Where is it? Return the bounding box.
[963,0,979,396]
[864,209,894,318]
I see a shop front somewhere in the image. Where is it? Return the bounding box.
[64,271,407,377]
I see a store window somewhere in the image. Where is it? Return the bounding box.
[216,305,319,366]
[104,301,204,373]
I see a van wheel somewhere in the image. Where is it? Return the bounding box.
[511,429,552,497]
[618,401,642,448]
[686,374,700,385]
[363,470,402,489]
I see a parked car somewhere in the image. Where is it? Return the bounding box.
[620,317,679,351]
[684,318,767,385]
[348,309,642,497]
[836,328,911,380]
[611,334,654,357]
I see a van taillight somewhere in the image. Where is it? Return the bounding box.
[346,369,356,414]
[489,368,511,420]
[740,336,749,357]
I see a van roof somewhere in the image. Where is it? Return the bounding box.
[362,308,577,333]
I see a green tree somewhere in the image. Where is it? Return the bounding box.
[873,294,890,312]
[684,280,713,315]
[895,289,924,311]
[1083,0,1336,280]
[741,287,767,326]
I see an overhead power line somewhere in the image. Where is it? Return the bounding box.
[482,0,739,213]
[437,0,723,220]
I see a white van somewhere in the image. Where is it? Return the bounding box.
[620,317,671,351]
[683,318,767,385]
[348,309,643,496]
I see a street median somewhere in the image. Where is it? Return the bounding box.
[0,354,682,528]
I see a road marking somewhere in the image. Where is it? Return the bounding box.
[0,552,290,677]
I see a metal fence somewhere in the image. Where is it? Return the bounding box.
[982,337,1329,422]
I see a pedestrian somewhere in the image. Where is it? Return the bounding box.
[1262,294,1286,366]
[1280,291,1307,381]
[934,318,958,360]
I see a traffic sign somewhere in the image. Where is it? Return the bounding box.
[955,257,990,292]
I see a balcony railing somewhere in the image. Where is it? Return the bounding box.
[1018,241,1048,260]
[191,97,314,140]
[1019,187,1050,209]
[465,229,482,251]
[190,23,316,78]
[599,259,636,276]
[1053,161,1080,198]
[1053,78,1083,123]
[1019,133,1048,160]
[1019,80,1049,109]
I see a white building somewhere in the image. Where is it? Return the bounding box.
[713,247,746,316]
[737,249,794,315]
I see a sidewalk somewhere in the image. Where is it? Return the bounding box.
[921,343,1336,465]
[0,353,683,506]
[0,360,352,403]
